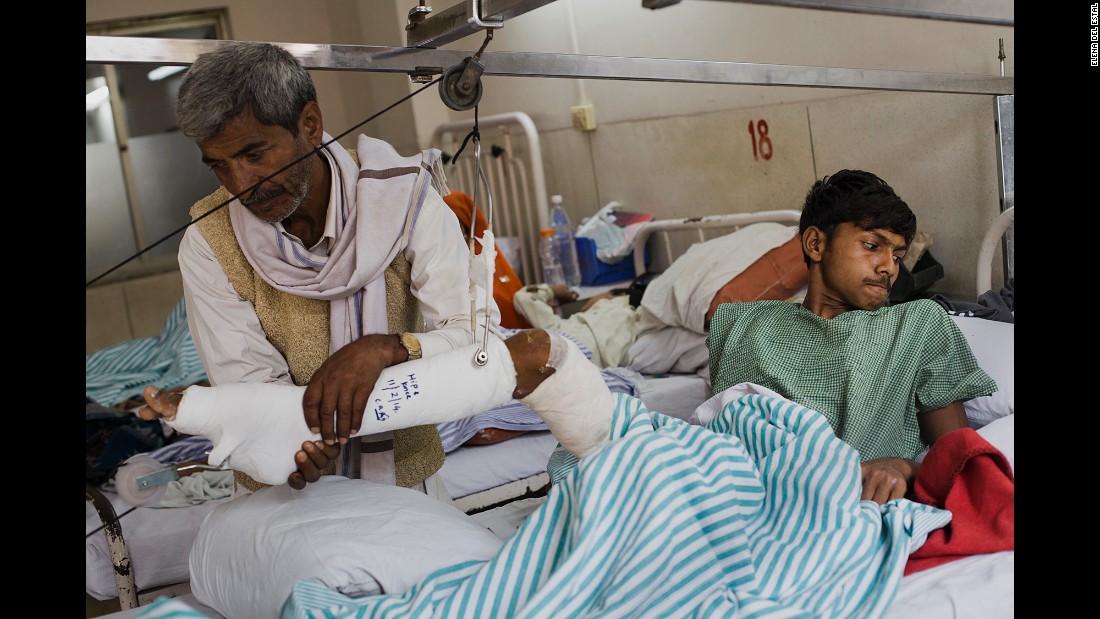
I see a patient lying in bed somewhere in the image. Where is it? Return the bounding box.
[138,329,615,486]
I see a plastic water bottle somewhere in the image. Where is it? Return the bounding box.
[549,194,583,288]
[539,228,566,286]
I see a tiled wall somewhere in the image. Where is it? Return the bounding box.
[535,90,1008,301]
[86,270,184,355]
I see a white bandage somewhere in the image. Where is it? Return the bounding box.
[166,337,518,486]
[468,229,497,286]
[519,332,614,458]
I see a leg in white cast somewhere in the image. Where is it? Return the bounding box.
[142,330,613,487]
[156,337,519,486]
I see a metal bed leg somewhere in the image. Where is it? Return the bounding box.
[86,483,140,610]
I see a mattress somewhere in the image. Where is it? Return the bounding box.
[94,413,1014,619]
[437,430,558,502]
[86,433,559,603]
[438,372,712,504]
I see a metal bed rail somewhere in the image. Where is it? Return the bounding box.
[631,209,803,276]
[431,112,550,287]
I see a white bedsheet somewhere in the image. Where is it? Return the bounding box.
[86,489,232,601]
[889,551,1014,618]
[635,372,712,422]
[437,431,559,500]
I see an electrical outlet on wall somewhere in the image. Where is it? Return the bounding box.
[571,104,596,131]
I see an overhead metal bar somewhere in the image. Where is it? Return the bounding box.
[86,36,1012,96]
[406,0,558,48]
[643,0,1013,27]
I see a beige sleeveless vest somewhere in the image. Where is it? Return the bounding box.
[188,162,445,492]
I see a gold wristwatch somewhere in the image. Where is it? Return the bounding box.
[398,332,422,360]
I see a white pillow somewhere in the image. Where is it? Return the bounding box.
[915,413,1013,473]
[976,414,1013,473]
[624,326,709,375]
[637,222,798,335]
[190,477,504,619]
[949,315,1013,429]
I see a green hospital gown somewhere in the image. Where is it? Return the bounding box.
[707,299,997,461]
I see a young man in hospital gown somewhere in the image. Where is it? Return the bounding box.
[171,40,495,497]
[705,168,997,503]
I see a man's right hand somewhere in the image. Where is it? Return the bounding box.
[288,440,342,490]
[301,333,406,446]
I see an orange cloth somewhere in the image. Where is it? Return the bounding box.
[704,235,808,330]
[444,191,532,329]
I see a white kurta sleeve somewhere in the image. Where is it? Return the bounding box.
[178,225,294,387]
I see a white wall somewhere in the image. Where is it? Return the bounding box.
[430,0,1013,134]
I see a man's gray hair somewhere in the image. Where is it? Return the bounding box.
[175,41,317,142]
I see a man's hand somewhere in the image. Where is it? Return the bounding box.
[301,333,406,446]
[287,440,342,489]
[580,292,614,312]
[860,457,917,505]
[549,283,578,303]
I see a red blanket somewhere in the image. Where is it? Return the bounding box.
[903,427,1014,575]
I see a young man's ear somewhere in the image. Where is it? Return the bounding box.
[802,226,826,264]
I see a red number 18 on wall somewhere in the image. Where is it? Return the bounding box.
[748,119,773,161]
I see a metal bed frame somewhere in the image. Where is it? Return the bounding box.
[431,111,550,287]
[630,209,803,278]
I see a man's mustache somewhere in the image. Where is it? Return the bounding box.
[241,185,286,206]
[864,276,891,291]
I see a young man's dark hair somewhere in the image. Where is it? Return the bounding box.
[798,169,917,265]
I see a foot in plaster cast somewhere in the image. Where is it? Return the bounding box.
[509,330,615,458]
[137,330,614,488]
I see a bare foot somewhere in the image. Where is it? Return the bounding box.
[505,329,555,399]
[136,385,183,422]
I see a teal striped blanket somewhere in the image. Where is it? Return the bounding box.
[86,299,207,408]
[282,390,950,618]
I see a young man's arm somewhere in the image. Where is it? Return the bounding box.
[860,401,969,504]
